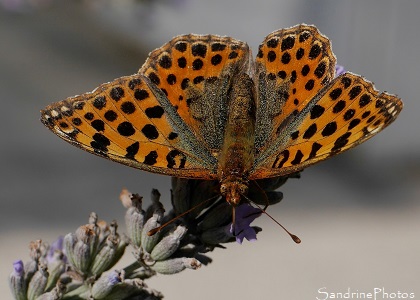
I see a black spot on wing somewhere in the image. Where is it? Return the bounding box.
[281,36,295,51]
[266,38,278,48]
[110,87,125,101]
[104,110,117,122]
[93,96,106,109]
[192,44,207,58]
[175,42,187,52]
[168,132,178,140]
[303,123,317,139]
[309,142,322,159]
[145,106,164,118]
[144,151,158,165]
[321,122,337,137]
[166,150,186,168]
[121,102,136,114]
[141,124,159,140]
[272,150,289,168]
[117,121,135,136]
[308,44,321,59]
[211,43,226,51]
[332,132,351,152]
[329,88,342,100]
[290,150,304,165]
[91,119,105,132]
[134,89,149,101]
[91,133,110,152]
[126,142,140,159]
[310,105,325,119]
[159,55,172,69]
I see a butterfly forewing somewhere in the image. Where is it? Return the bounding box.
[140,34,251,152]
[250,73,402,179]
[254,25,336,152]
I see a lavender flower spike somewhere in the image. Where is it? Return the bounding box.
[230,204,262,244]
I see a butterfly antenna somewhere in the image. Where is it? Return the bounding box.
[147,194,220,236]
[251,180,269,211]
[242,194,301,244]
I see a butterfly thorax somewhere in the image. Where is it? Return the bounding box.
[218,73,256,206]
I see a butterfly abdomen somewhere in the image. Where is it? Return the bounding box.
[218,74,256,205]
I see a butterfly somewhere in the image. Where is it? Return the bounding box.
[41,24,402,207]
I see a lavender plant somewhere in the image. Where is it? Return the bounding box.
[9,175,294,299]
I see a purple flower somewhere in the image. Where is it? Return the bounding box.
[9,260,26,300]
[47,236,67,264]
[107,270,122,285]
[230,204,262,244]
[335,64,345,77]
[12,260,24,276]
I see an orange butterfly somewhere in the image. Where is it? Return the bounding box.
[41,24,402,207]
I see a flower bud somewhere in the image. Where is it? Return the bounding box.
[24,260,37,284]
[23,240,43,284]
[141,213,163,253]
[151,257,201,275]
[125,200,145,248]
[126,267,156,280]
[72,241,91,274]
[28,240,43,261]
[45,251,66,291]
[27,263,48,300]
[86,217,101,257]
[145,189,164,219]
[103,278,146,299]
[9,260,26,300]
[142,288,164,300]
[35,281,66,300]
[63,233,77,270]
[90,236,118,276]
[151,225,187,261]
[71,225,97,274]
[91,270,122,299]
[119,188,134,208]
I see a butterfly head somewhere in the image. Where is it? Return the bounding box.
[220,180,248,206]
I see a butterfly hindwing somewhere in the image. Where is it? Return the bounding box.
[250,73,403,179]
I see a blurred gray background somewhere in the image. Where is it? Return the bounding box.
[1,0,419,299]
